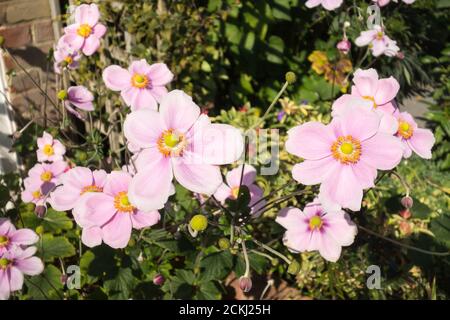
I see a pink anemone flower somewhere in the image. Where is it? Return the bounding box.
[286,104,404,211]
[28,161,67,186]
[214,165,266,216]
[53,41,81,74]
[103,59,174,111]
[60,3,106,56]
[355,25,400,57]
[0,247,44,300]
[49,167,107,212]
[123,90,244,212]
[0,219,39,255]
[373,0,415,6]
[276,200,357,262]
[63,86,95,119]
[36,132,66,163]
[332,69,400,134]
[394,111,435,159]
[305,0,343,10]
[75,171,161,249]
[21,176,49,206]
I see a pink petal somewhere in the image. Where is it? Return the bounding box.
[320,165,364,211]
[129,59,152,75]
[84,193,116,226]
[318,233,342,262]
[131,211,160,229]
[128,149,173,212]
[324,212,358,246]
[285,122,335,160]
[334,104,380,141]
[82,36,100,56]
[355,30,377,47]
[103,171,132,197]
[15,257,44,276]
[360,132,404,170]
[276,207,305,231]
[0,270,10,300]
[374,77,400,105]
[8,267,24,291]
[103,65,131,91]
[321,0,343,10]
[283,229,311,253]
[331,94,353,117]
[148,86,168,102]
[75,3,99,26]
[130,88,158,111]
[378,112,398,135]
[213,183,232,203]
[0,218,15,235]
[63,23,79,35]
[291,157,337,185]
[49,187,80,211]
[123,109,164,149]
[305,0,322,7]
[352,160,377,189]
[10,229,39,246]
[101,213,132,249]
[226,165,256,187]
[172,157,222,195]
[81,226,103,247]
[92,23,107,38]
[408,128,435,159]
[67,86,94,111]
[60,34,84,51]
[160,90,200,132]
[147,63,174,86]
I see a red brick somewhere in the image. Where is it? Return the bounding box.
[33,20,55,44]
[10,68,40,93]
[0,24,31,48]
[2,44,53,72]
[6,0,51,24]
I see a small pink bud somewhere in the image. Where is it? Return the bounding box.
[400,209,411,219]
[60,274,68,285]
[399,221,412,235]
[153,274,165,286]
[401,196,413,209]
[239,276,252,293]
[337,39,351,54]
[396,52,405,60]
[35,205,47,218]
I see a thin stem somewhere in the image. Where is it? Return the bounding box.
[241,239,250,277]
[249,81,289,131]
[358,225,450,256]
[260,279,274,300]
[252,239,291,264]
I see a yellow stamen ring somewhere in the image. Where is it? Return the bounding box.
[114,191,134,212]
[157,129,187,157]
[77,24,92,38]
[131,73,149,89]
[331,135,362,164]
[397,121,413,139]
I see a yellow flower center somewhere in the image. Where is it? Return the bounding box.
[0,258,10,269]
[331,135,361,164]
[40,171,53,182]
[230,186,240,199]
[397,121,413,139]
[362,95,377,109]
[157,130,187,157]
[376,31,384,40]
[77,24,92,38]
[131,73,149,89]
[43,144,54,156]
[309,216,323,230]
[32,190,42,199]
[64,56,73,65]
[114,191,134,212]
[80,185,103,195]
[0,235,9,247]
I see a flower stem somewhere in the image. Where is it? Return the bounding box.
[251,239,291,265]
[241,239,250,277]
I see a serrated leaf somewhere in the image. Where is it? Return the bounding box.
[39,234,76,262]
[104,268,137,300]
[25,264,63,300]
[200,250,233,281]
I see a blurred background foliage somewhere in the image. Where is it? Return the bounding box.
[1,0,449,300]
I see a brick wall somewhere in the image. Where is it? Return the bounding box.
[0,0,60,121]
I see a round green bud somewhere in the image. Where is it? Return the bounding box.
[25,203,35,212]
[77,151,88,162]
[128,238,136,247]
[218,238,231,250]
[57,90,68,101]
[190,215,208,232]
[271,258,279,267]
[285,71,296,84]
[287,260,300,275]
[35,225,44,235]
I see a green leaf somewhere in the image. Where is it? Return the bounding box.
[430,213,450,248]
[25,264,63,300]
[410,198,432,219]
[104,268,138,300]
[39,234,76,262]
[195,281,222,300]
[200,250,233,281]
[22,209,73,233]
[266,36,284,64]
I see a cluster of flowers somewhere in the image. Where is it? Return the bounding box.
[0,219,44,300]
[306,0,415,11]
[278,68,434,262]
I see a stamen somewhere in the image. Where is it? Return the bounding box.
[362,96,377,108]
[43,144,54,156]
[131,73,149,89]
[331,135,361,164]
[309,215,323,230]
[40,171,53,182]
[32,190,42,199]
[80,185,103,195]
[114,191,134,212]
[397,121,413,139]
[157,129,187,157]
[77,24,92,38]
[0,235,9,247]
[0,258,10,269]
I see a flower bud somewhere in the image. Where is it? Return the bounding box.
[287,260,301,275]
[218,237,231,250]
[35,225,44,235]
[396,52,405,60]
[285,71,296,84]
[400,209,411,219]
[60,274,68,285]
[344,21,351,28]
[153,274,165,286]
[271,258,279,267]
[401,196,413,209]
[34,205,47,218]
[239,276,252,293]
[337,39,351,55]
[399,221,412,235]
[189,214,208,232]
[57,89,68,101]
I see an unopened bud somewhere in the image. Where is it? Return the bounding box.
[271,258,279,267]
[189,214,208,232]
[399,221,412,235]
[285,71,296,84]
[34,205,47,218]
[401,196,413,209]
[57,89,68,101]
[60,274,68,285]
[337,39,351,55]
[400,209,411,219]
[218,238,231,250]
[153,274,165,286]
[344,21,351,28]
[239,276,252,293]
[35,225,44,235]
[287,260,300,275]
[396,52,405,60]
